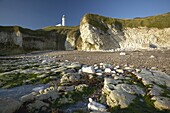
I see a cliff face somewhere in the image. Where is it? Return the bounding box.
[80,13,170,50]
[1,13,170,55]
[0,26,79,55]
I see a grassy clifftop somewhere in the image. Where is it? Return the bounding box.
[0,25,79,36]
[82,12,170,32]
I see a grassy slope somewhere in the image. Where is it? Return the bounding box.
[82,12,170,32]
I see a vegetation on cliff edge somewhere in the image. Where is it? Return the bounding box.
[82,12,170,32]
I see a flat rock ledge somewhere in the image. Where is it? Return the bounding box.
[0,56,170,113]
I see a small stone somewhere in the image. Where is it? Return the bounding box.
[42,60,48,64]
[116,69,124,74]
[124,67,132,71]
[151,67,157,70]
[50,76,57,79]
[88,98,107,112]
[58,86,74,92]
[96,69,102,73]
[81,66,95,74]
[96,73,103,76]
[135,69,141,73]
[150,55,155,58]
[104,68,112,73]
[120,52,126,55]
[88,74,94,79]
[111,70,116,74]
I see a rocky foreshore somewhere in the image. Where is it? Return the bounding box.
[0,54,170,113]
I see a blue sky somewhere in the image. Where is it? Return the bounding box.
[0,0,170,29]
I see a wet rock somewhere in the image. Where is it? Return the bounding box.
[20,93,35,103]
[27,100,49,112]
[58,86,74,92]
[81,66,95,74]
[124,66,132,71]
[36,89,59,101]
[0,97,21,113]
[32,86,44,92]
[88,98,107,112]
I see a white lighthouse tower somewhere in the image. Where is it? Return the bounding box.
[62,15,66,26]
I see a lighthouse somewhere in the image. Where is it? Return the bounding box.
[62,15,66,26]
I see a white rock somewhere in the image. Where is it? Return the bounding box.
[88,74,94,79]
[104,68,112,73]
[153,96,170,110]
[111,70,116,74]
[150,55,155,58]
[81,66,95,74]
[135,69,141,73]
[88,98,107,112]
[120,52,126,55]
[107,89,136,108]
[134,69,170,87]
[116,69,124,74]
[96,73,103,76]
[42,60,48,64]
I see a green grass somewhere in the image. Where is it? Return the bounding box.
[82,12,170,32]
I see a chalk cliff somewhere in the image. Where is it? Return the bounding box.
[0,12,170,55]
[0,26,79,55]
[79,13,170,50]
